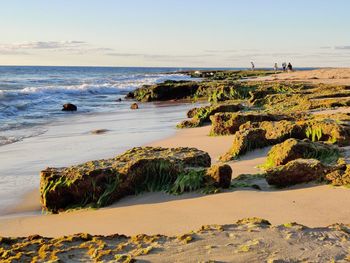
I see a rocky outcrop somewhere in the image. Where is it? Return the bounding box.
[220,128,269,161]
[209,112,292,136]
[325,164,350,186]
[206,164,232,188]
[40,147,231,213]
[263,138,339,169]
[177,103,244,129]
[265,159,329,187]
[128,80,200,102]
[62,103,77,111]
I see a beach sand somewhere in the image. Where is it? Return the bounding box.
[254,67,350,85]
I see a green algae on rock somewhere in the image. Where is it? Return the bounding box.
[325,164,350,186]
[129,80,200,102]
[177,103,244,129]
[265,159,329,187]
[263,138,340,170]
[209,112,292,136]
[220,128,269,161]
[40,147,232,213]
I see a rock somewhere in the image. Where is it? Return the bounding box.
[220,128,269,161]
[206,164,232,188]
[125,92,134,99]
[62,103,77,111]
[130,80,200,102]
[91,129,109,135]
[265,159,329,187]
[177,103,244,129]
[40,147,212,213]
[263,138,339,169]
[236,118,350,146]
[209,112,292,136]
[325,164,350,186]
[130,103,139,109]
[116,98,122,102]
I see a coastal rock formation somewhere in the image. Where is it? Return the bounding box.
[40,147,231,213]
[62,103,77,111]
[263,138,339,169]
[220,128,269,161]
[209,112,292,136]
[1,218,349,262]
[265,159,329,187]
[177,103,244,129]
[129,80,200,102]
[206,164,232,188]
[325,164,350,186]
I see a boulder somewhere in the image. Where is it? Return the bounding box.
[130,103,139,109]
[206,164,232,188]
[62,103,77,111]
[40,147,219,213]
[130,80,200,102]
[325,164,350,186]
[209,112,292,136]
[265,159,329,187]
[263,138,339,169]
[220,128,269,162]
[177,103,244,129]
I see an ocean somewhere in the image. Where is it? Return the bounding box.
[0,66,202,146]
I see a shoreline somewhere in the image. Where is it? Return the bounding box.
[0,100,199,216]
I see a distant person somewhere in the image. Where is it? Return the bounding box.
[287,62,293,72]
[274,63,278,72]
[251,62,255,71]
[282,62,287,72]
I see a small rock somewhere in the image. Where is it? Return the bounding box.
[91,129,109,135]
[130,103,139,110]
[62,103,77,111]
[116,98,122,102]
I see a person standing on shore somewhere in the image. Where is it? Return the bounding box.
[287,62,293,72]
[251,62,255,71]
[274,63,278,72]
[282,62,287,72]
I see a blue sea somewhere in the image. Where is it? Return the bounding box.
[0,66,203,146]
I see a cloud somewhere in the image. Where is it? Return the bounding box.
[0,41,114,55]
[334,46,350,50]
[203,49,236,53]
[105,52,215,60]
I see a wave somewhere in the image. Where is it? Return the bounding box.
[0,73,188,99]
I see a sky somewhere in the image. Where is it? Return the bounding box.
[0,0,349,67]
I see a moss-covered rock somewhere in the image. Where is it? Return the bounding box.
[40,147,215,213]
[206,164,232,188]
[177,103,244,129]
[209,112,292,136]
[130,80,200,102]
[220,128,269,161]
[263,138,340,169]
[265,159,329,187]
[325,164,350,186]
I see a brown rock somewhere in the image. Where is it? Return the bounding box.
[130,103,139,109]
